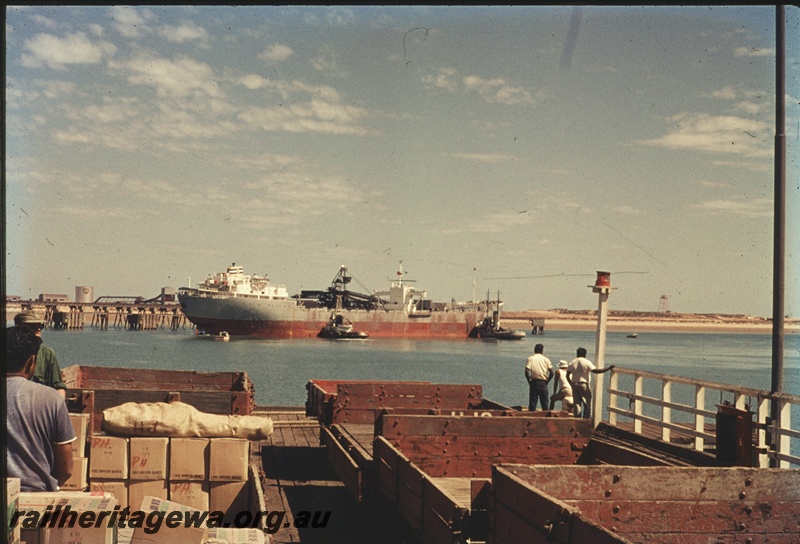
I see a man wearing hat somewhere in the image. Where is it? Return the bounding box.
[549,360,575,414]
[14,311,67,399]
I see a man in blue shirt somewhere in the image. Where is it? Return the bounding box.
[6,326,75,491]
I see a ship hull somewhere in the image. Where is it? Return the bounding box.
[178,294,485,339]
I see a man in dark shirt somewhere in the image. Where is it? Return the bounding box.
[14,311,67,399]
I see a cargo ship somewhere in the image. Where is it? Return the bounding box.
[177,262,490,339]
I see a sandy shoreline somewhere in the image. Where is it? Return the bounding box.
[503,312,800,334]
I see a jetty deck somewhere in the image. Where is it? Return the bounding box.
[255,408,421,544]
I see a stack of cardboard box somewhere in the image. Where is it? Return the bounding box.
[128,437,170,510]
[169,438,210,510]
[61,414,89,491]
[209,438,252,526]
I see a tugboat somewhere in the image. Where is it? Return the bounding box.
[317,313,369,340]
[468,291,526,340]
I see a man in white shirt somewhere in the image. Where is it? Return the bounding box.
[567,347,614,419]
[524,343,553,411]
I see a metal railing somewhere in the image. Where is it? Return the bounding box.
[605,367,799,468]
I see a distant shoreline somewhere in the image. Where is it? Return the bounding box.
[503,312,800,334]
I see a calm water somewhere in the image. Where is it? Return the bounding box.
[37,327,800,409]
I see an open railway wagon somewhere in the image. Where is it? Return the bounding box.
[306,379,516,502]
[63,365,256,435]
[310,378,747,544]
[46,365,271,543]
[490,465,800,544]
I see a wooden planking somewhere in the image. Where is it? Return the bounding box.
[261,410,422,544]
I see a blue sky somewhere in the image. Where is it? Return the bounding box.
[5,6,799,316]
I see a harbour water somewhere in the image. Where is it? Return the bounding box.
[37,326,800,409]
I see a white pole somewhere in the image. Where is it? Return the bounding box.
[591,272,612,428]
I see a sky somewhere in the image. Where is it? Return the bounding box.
[4,5,800,316]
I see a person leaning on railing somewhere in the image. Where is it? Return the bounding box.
[566,347,615,420]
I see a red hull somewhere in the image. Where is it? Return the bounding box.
[188,316,480,339]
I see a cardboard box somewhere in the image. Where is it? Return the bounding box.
[17,491,117,544]
[90,436,129,479]
[169,438,208,481]
[45,525,115,544]
[130,437,170,480]
[206,527,269,543]
[130,496,208,544]
[6,478,21,544]
[209,439,250,482]
[209,481,250,523]
[169,481,209,511]
[90,479,129,510]
[18,490,116,511]
[60,457,88,491]
[69,413,90,457]
[129,480,168,511]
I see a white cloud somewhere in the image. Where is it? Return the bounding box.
[21,32,116,69]
[690,198,773,218]
[258,43,294,63]
[160,23,209,44]
[122,54,220,98]
[734,46,774,58]
[636,113,772,158]
[423,68,538,106]
[110,6,151,38]
[449,153,516,163]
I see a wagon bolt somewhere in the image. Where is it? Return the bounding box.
[745,506,753,515]
[738,522,746,531]
[613,474,621,483]
[745,539,753,544]
[605,489,612,497]
[739,491,746,500]
[612,506,620,514]
[744,478,752,486]
[611,527,618,532]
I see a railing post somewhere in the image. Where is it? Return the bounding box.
[634,375,643,435]
[778,397,791,468]
[694,384,705,452]
[661,379,671,443]
[608,371,618,426]
[757,395,771,468]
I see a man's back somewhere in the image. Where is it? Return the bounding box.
[6,376,75,491]
[568,356,596,384]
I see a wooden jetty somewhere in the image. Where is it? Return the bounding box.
[4,300,190,331]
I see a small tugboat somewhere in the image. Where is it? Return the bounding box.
[215,331,230,342]
[317,313,369,339]
[468,291,526,340]
[627,333,638,339]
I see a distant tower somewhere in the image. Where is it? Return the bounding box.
[658,295,671,314]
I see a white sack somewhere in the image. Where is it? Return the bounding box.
[102,401,273,439]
